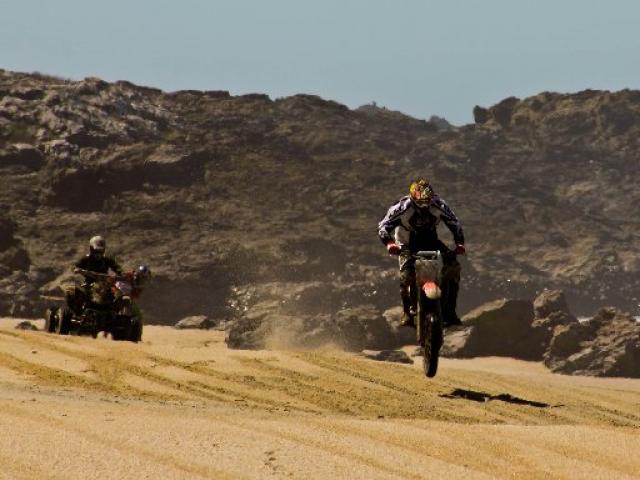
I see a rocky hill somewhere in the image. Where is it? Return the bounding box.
[1,69,639,323]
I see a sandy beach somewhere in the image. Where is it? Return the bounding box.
[0,319,639,479]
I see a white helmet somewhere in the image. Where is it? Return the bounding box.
[89,235,106,254]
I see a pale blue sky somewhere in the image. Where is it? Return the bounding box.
[1,0,638,123]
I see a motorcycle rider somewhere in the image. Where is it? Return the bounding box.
[66,235,123,313]
[378,178,465,327]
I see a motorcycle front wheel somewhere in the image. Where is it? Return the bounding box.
[418,295,443,378]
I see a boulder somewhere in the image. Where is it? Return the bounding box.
[533,289,571,318]
[544,307,640,377]
[530,290,577,357]
[441,298,537,359]
[174,315,216,330]
[382,306,416,345]
[362,349,413,364]
[225,305,396,351]
[15,321,37,331]
[331,306,396,351]
[441,293,584,361]
[440,326,474,357]
[225,312,276,350]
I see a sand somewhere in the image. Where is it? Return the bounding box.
[0,318,639,479]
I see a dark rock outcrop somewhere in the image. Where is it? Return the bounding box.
[441,289,640,378]
[544,307,640,377]
[441,298,537,359]
[1,69,640,326]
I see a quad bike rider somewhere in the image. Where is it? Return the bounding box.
[378,178,465,328]
[65,235,123,315]
[52,236,150,341]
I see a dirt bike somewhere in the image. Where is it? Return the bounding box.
[411,250,445,378]
[44,269,142,343]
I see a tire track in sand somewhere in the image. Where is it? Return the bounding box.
[0,331,249,405]
[3,330,326,410]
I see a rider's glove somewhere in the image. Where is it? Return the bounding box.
[454,244,466,255]
[386,242,401,255]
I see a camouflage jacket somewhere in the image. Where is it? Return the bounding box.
[74,254,122,282]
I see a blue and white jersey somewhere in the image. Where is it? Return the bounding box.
[377,195,464,250]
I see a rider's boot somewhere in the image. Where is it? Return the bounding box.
[440,256,463,327]
[400,286,416,328]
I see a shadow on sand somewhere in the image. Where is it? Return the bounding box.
[440,388,551,408]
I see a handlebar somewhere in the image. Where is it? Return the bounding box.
[412,250,441,260]
[74,268,127,282]
[397,248,452,258]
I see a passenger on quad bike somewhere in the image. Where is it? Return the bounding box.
[378,178,465,328]
[65,235,123,315]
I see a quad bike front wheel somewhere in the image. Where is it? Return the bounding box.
[55,307,72,335]
[127,318,142,343]
[44,307,57,333]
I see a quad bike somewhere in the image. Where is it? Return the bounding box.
[44,269,142,343]
[412,250,444,378]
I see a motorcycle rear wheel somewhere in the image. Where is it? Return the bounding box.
[422,314,439,377]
